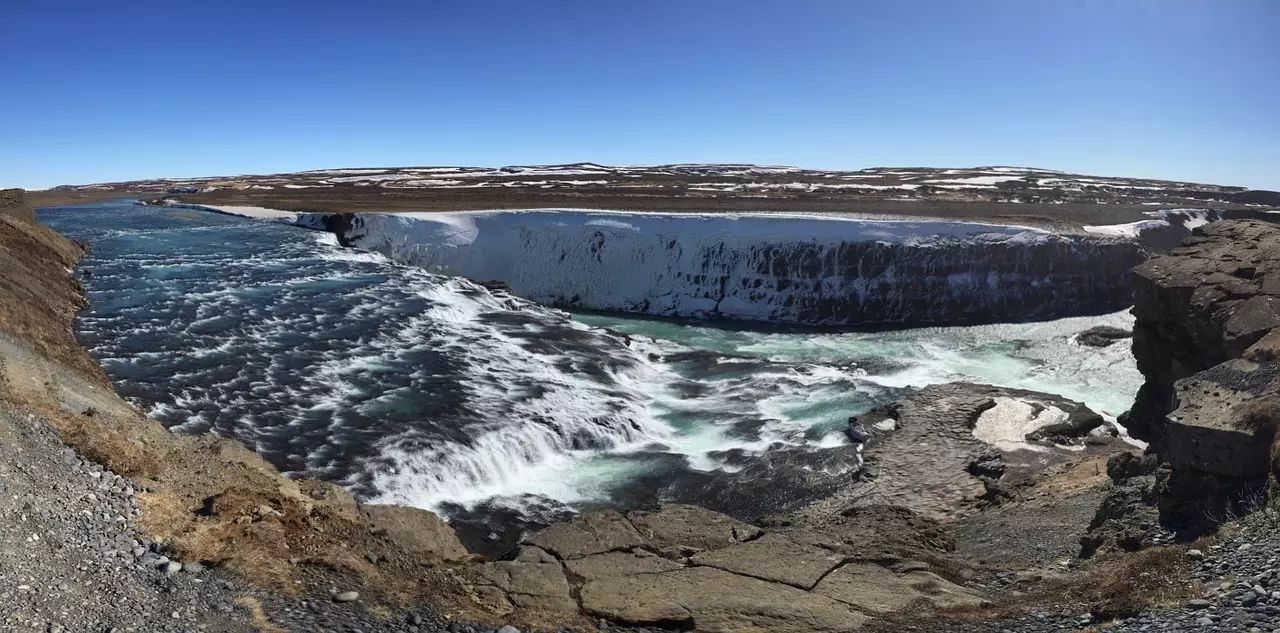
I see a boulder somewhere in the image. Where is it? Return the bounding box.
[1244,328,1280,362]
[1076,325,1133,348]
[360,504,469,562]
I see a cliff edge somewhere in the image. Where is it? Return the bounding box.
[1,188,36,222]
[1083,220,1280,554]
[1125,220,1280,484]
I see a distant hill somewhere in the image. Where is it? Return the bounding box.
[50,164,1280,229]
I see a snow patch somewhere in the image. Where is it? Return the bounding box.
[973,397,1070,452]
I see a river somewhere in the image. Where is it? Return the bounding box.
[40,200,1142,549]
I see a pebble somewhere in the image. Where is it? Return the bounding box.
[333,591,360,603]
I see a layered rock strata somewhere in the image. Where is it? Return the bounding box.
[1125,220,1280,483]
[296,210,1147,327]
[1087,220,1280,552]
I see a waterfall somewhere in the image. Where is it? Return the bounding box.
[298,209,1146,327]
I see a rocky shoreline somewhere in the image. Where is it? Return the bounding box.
[4,189,1280,632]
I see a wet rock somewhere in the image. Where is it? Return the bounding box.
[1077,325,1133,347]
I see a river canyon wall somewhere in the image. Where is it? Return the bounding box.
[1125,220,1280,483]
[1084,220,1280,550]
[295,210,1147,327]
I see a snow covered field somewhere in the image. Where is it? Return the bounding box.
[73,163,1272,212]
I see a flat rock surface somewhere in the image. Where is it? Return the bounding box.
[626,503,763,552]
[690,533,845,589]
[579,565,870,633]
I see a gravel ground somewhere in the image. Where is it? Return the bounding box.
[0,401,599,633]
[886,510,1280,633]
[1105,514,1280,633]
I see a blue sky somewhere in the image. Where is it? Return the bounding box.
[2,0,1277,189]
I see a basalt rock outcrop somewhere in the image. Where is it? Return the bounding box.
[1125,220,1280,483]
[827,382,1117,520]
[1090,220,1280,551]
[295,210,1148,328]
[453,382,1130,630]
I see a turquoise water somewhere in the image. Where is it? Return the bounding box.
[575,310,1142,419]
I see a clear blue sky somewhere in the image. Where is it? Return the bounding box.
[2,0,1277,190]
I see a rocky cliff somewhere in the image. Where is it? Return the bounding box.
[1110,220,1280,539]
[297,210,1147,327]
[1,188,36,223]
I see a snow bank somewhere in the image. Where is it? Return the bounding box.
[165,202,300,223]
[1082,208,1228,249]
